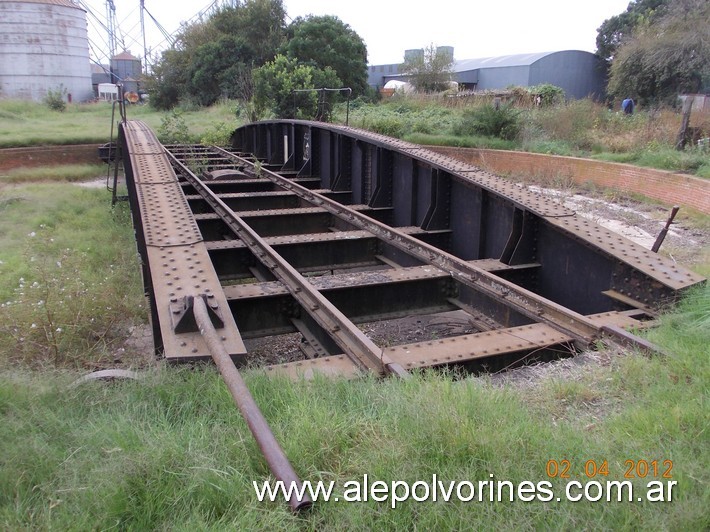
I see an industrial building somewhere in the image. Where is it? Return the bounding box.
[92,51,143,98]
[0,0,93,102]
[368,49,606,100]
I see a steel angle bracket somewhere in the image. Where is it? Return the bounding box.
[171,294,225,333]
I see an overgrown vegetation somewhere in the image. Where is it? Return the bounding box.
[333,96,710,177]
[1,164,106,184]
[453,104,521,141]
[43,86,68,112]
[0,184,144,368]
[0,278,707,528]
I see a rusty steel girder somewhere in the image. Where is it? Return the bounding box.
[120,119,704,378]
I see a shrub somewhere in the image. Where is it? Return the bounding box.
[454,104,521,140]
[200,121,235,146]
[360,115,405,138]
[528,83,565,106]
[44,86,67,112]
[158,110,190,143]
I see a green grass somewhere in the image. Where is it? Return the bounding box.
[0,183,144,368]
[592,146,710,176]
[405,133,518,150]
[0,99,241,148]
[1,280,708,530]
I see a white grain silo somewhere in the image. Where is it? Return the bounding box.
[0,0,93,102]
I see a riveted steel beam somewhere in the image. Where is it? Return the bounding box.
[167,151,408,378]
[210,146,601,346]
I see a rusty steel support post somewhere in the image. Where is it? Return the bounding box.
[193,295,312,512]
[651,206,680,253]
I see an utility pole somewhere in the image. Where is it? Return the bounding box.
[140,0,148,75]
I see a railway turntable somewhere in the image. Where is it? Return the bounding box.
[118,119,705,379]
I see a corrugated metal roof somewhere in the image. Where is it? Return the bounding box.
[1,0,85,10]
[454,51,561,72]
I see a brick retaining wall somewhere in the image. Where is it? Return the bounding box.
[2,143,708,215]
[428,147,710,215]
[0,145,102,172]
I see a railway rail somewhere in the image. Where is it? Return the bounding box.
[118,118,704,508]
[119,119,704,376]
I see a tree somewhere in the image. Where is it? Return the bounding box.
[607,0,710,105]
[186,36,253,106]
[284,15,368,96]
[399,44,454,93]
[144,48,190,109]
[253,54,340,118]
[595,0,669,65]
[147,0,287,109]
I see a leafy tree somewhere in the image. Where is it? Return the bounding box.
[147,0,286,109]
[213,0,287,65]
[400,44,454,93]
[607,0,710,105]
[143,48,189,109]
[253,54,340,119]
[284,15,368,96]
[186,36,253,106]
[595,0,669,64]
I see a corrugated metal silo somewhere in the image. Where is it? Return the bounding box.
[0,0,93,102]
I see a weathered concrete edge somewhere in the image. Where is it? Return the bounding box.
[428,146,710,215]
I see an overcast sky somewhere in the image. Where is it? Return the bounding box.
[83,0,632,66]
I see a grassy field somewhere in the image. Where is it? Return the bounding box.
[0,99,240,148]
[0,183,145,368]
[2,97,709,177]
[0,100,708,529]
[0,288,708,529]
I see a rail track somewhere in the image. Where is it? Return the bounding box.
[117,119,704,508]
[119,119,704,375]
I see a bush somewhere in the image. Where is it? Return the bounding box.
[528,83,565,106]
[43,86,67,112]
[360,115,405,138]
[454,104,521,140]
[157,110,190,143]
[200,121,235,146]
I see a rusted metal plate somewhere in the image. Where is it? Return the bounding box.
[545,215,705,290]
[264,311,646,380]
[385,323,572,369]
[223,260,539,301]
[122,121,246,361]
